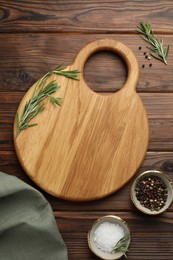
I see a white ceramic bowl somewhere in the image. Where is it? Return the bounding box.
[131,170,173,215]
[88,215,131,260]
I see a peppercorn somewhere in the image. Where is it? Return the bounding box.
[135,175,168,211]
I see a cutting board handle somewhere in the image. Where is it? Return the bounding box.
[73,38,139,92]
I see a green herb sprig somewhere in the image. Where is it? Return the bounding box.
[16,64,79,137]
[137,20,169,64]
[112,233,130,258]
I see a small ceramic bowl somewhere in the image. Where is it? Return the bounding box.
[88,215,131,260]
[131,170,173,215]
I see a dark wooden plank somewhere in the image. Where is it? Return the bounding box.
[0,1,173,33]
[1,92,173,151]
[55,211,173,233]
[0,34,172,93]
[55,211,173,260]
[0,2,172,260]
[1,151,173,212]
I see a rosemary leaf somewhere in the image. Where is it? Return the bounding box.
[52,64,79,80]
[54,64,65,71]
[149,52,165,62]
[137,20,169,64]
[112,233,130,258]
[53,69,79,80]
[27,123,38,128]
[141,35,151,43]
[26,104,45,122]
[16,65,79,137]
[49,96,63,107]
[165,45,170,59]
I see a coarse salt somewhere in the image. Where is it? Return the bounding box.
[93,221,125,254]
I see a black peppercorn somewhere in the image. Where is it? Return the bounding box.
[135,175,168,211]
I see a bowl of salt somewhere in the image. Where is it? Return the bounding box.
[88,215,131,259]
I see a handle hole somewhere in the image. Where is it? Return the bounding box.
[84,51,128,94]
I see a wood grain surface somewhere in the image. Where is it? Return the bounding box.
[14,39,149,201]
[0,0,173,259]
[0,1,173,33]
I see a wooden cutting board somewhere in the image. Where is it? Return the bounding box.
[14,39,149,201]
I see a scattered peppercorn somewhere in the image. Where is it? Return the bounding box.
[135,175,168,211]
[139,49,153,68]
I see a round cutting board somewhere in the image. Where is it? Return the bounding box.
[14,39,149,201]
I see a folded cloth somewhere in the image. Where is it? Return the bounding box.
[0,171,68,260]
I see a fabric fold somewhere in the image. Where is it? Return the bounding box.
[0,171,68,260]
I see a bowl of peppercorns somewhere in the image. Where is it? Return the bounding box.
[131,170,173,215]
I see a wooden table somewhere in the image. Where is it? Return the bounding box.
[0,1,173,259]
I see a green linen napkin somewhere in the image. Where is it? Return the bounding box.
[0,171,68,260]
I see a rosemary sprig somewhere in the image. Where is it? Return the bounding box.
[16,65,79,136]
[136,20,169,64]
[112,233,130,258]
[53,64,79,80]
